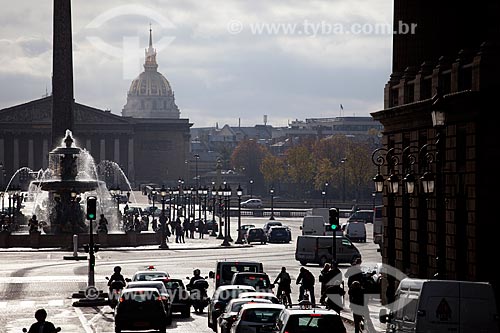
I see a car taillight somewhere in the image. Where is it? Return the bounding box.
[310,314,322,317]
[119,297,124,303]
[216,274,220,281]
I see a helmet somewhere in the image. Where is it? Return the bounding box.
[193,269,200,276]
[114,266,122,273]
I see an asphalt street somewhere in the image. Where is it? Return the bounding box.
[0,212,385,333]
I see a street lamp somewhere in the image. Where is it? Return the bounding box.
[269,188,275,220]
[216,186,224,239]
[210,185,217,236]
[194,154,200,188]
[249,179,254,198]
[221,184,232,246]
[202,186,208,223]
[235,184,244,244]
[0,162,5,190]
[159,185,169,249]
[341,158,347,202]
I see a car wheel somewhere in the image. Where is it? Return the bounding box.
[182,307,191,318]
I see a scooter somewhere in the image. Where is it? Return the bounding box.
[106,276,127,309]
[186,277,209,313]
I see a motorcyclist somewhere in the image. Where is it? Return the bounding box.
[27,308,58,333]
[187,269,204,289]
[187,269,209,313]
[107,266,126,292]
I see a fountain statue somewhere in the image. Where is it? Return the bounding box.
[31,129,104,234]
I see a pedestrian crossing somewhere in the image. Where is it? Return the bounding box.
[0,298,77,309]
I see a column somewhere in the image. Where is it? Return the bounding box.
[114,138,120,164]
[128,138,134,182]
[42,139,49,169]
[28,139,34,169]
[100,139,106,162]
[13,139,19,172]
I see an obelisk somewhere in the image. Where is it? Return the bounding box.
[51,0,75,148]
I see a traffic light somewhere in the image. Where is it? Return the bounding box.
[86,196,97,220]
[329,208,340,231]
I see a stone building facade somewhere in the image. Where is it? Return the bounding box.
[371,0,500,300]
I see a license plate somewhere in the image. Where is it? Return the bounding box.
[133,321,149,327]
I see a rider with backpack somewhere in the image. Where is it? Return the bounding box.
[296,267,316,306]
[273,266,292,307]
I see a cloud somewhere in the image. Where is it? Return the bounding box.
[0,0,392,127]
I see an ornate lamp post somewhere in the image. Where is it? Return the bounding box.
[210,185,217,236]
[226,184,233,242]
[168,188,173,222]
[341,158,347,203]
[221,184,232,246]
[0,192,4,213]
[269,187,275,220]
[159,185,169,249]
[197,187,203,222]
[249,179,254,198]
[202,186,208,222]
[235,184,244,244]
[172,188,179,221]
[194,154,200,188]
[216,186,224,239]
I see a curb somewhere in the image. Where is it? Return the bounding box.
[0,244,253,253]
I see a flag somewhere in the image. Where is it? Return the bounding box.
[340,104,344,110]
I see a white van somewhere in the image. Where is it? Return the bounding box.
[295,235,361,266]
[344,221,367,242]
[380,278,499,333]
[301,215,326,236]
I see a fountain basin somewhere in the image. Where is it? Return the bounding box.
[32,180,104,193]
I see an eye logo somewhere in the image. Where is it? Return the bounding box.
[84,5,176,79]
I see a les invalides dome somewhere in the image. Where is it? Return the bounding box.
[122,28,180,118]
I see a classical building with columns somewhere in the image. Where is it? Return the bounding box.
[0,30,191,189]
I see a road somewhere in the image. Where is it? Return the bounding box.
[0,216,383,333]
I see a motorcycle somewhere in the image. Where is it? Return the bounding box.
[106,276,127,309]
[23,328,61,333]
[186,277,209,313]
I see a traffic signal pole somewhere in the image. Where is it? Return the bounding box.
[86,196,97,287]
[329,208,339,264]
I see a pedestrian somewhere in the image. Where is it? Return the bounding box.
[189,219,196,238]
[320,261,343,304]
[98,214,108,233]
[348,280,376,333]
[28,215,39,233]
[346,257,363,288]
[296,267,316,306]
[273,267,292,307]
[152,217,158,231]
[183,217,190,238]
[324,280,345,313]
[198,219,205,239]
[319,263,331,304]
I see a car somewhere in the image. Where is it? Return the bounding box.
[344,221,367,242]
[132,266,169,281]
[230,272,274,293]
[207,285,257,331]
[217,298,273,333]
[238,224,256,238]
[267,226,291,243]
[263,221,283,234]
[152,277,191,317]
[348,209,374,223]
[114,288,170,333]
[230,303,285,333]
[123,281,173,320]
[274,308,346,333]
[209,260,264,289]
[240,198,263,209]
[205,220,219,233]
[245,227,267,244]
[237,292,280,304]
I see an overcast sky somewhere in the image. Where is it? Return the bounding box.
[0,0,393,127]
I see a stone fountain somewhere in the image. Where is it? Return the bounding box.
[32,129,103,234]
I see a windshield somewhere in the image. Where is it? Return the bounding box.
[285,315,344,332]
[241,308,282,323]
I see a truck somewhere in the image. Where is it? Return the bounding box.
[379,278,499,333]
[295,235,361,266]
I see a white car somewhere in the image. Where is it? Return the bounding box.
[240,198,263,209]
[274,308,346,333]
[237,291,279,304]
[230,303,285,333]
[132,266,169,281]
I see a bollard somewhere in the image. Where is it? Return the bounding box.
[73,234,78,257]
[63,234,87,260]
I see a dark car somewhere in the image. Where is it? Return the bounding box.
[207,285,256,331]
[230,272,274,293]
[114,288,170,333]
[123,281,173,319]
[217,298,272,333]
[153,277,191,317]
[245,227,267,244]
[267,226,291,243]
[205,220,219,233]
[263,221,283,234]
